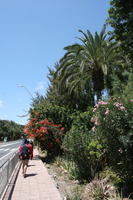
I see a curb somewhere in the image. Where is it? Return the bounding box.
[1,160,21,200]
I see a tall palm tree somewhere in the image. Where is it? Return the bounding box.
[56,26,121,102]
[47,63,93,111]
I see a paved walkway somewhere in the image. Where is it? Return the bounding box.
[10,149,62,200]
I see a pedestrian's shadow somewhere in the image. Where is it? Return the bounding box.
[25,173,37,178]
[28,164,35,167]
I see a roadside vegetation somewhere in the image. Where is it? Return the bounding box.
[24,1,133,199]
[0,120,24,141]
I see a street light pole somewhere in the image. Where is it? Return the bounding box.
[17,85,34,99]
[17,84,34,118]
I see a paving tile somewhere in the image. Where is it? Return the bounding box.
[10,149,62,200]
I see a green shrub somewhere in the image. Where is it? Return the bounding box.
[63,109,102,180]
[30,103,73,131]
[91,98,133,183]
[66,185,83,200]
[99,167,122,187]
[81,178,116,200]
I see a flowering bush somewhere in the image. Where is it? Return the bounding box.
[29,103,73,131]
[90,97,133,182]
[24,117,65,155]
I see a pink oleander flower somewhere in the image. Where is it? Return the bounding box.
[91,116,98,123]
[92,126,96,132]
[105,108,110,115]
[94,117,100,126]
[113,102,123,109]
[119,106,126,111]
[93,108,97,112]
[113,102,126,111]
[130,99,133,102]
[113,102,121,107]
[91,117,95,123]
[95,103,99,108]
[98,100,108,105]
[94,121,99,126]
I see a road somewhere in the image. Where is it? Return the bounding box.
[0,141,20,167]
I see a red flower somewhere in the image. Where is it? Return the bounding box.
[31,118,37,121]
[40,127,47,133]
[36,129,40,134]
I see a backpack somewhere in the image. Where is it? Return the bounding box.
[19,144,30,158]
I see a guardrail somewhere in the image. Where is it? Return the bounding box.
[0,152,19,199]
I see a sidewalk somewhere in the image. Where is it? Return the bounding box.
[10,149,62,200]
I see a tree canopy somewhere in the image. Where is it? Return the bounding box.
[108,0,133,61]
[0,120,24,141]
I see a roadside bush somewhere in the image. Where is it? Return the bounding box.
[91,98,133,186]
[29,103,73,131]
[25,103,75,156]
[66,185,83,200]
[81,178,117,200]
[24,118,64,156]
[63,109,103,180]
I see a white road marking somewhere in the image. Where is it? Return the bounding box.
[0,142,19,148]
[0,149,4,151]
[4,149,9,152]
[0,151,14,161]
[11,148,18,151]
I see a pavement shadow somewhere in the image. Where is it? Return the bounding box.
[25,173,37,178]
[33,155,40,160]
[28,164,35,167]
[40,155,55,164]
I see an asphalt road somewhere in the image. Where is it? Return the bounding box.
[0,141,20,167]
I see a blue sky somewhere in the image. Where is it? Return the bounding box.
[0,0,110,125]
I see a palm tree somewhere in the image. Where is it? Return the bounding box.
[56,26,121,102]
[47,64,93,110]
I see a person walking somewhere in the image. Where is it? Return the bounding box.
[18,139,30,177]
[27,140,33,160]
[20,135,25,145]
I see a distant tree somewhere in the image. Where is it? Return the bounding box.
[0,120,23,141]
